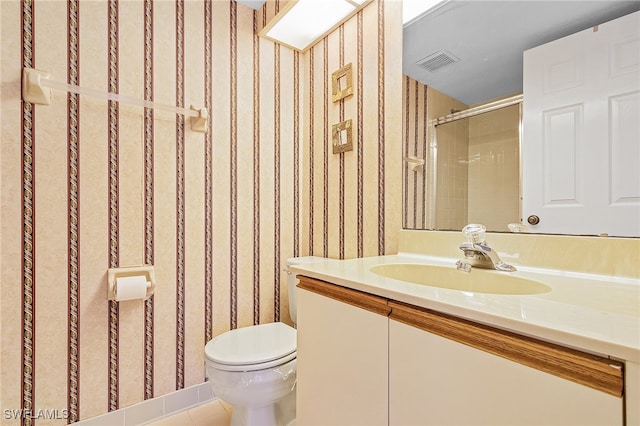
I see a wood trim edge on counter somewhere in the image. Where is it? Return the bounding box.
[389,300,624,397]
[297,276,391,317]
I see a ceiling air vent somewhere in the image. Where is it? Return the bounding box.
[416,50,460,72]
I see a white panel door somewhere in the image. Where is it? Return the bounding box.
[522,11,639,236]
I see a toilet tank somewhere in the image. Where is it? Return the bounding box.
[286,256,325,327]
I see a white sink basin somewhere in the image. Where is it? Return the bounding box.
[370,263,551,295]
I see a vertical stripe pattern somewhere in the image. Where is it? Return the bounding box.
[403,76,409,228]
[357,11,364,257]
[422,87,428,228]
[175,0,185,390]
[107,0,120,412]
[143,0,155,400]
[252,11,261,325]
[322,37,328,258]
[229,0,238,330]
[338,26,345,260]
[67,0,80,421]
[412,79,419,226]
[308,48,314,255]
[293,51,300,257]
[273,42,281,322]
[204,0,214,342]
[21,1,35,425]
[377,0,385,255]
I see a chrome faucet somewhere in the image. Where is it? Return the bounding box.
[456,224,516,272]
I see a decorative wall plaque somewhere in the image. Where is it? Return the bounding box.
[332,63,353,102]
[332,119,353,154]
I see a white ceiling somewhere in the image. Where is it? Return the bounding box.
[235,0,267,10]
[236,0,639,106]
[404,1,640,105]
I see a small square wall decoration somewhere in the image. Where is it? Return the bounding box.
[332,119,353,154]
[332,63,353,102]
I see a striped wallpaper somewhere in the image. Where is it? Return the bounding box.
[402,75,429,230]
[300,0,402,260]
[0,0,402,424]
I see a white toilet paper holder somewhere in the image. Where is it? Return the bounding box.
[107,265,156,301]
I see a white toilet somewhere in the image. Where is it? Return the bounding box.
[204,257,323,426]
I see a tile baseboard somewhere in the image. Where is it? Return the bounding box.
[74,382,214,426]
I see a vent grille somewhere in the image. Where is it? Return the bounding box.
[417,50,460,72]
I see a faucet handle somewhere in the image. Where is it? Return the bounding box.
[462,223,487,244]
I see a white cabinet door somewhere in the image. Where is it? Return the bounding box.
[389,318,623,426]
[522,11,639,236]
[627,361,640,425]
[296,279,389,426]
[389,301,624,426]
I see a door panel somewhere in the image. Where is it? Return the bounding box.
[523,11,639,236]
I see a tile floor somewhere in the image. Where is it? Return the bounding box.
[146,400,232,426]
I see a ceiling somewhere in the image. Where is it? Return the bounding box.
[235,0,266,10]
[237,1,639,106]
[403,1,640,106]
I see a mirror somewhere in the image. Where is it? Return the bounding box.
[401,0,640,235]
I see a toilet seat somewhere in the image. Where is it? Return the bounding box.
[205,322,297,372]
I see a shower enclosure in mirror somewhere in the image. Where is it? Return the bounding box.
[402,75,522,232]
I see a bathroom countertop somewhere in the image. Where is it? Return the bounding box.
[289,254,640,363]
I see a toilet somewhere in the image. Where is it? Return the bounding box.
[204,257,324,426]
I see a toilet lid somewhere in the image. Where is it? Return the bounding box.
[205,322,296,366]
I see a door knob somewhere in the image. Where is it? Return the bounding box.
[527,215,540,225]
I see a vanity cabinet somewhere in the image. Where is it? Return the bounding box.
[389,301,624,425]
[297,276,626,425]
[296,277,390,426]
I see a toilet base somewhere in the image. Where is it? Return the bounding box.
[228,387,295,426]
[230,403,275,426]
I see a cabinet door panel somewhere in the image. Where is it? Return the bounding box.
[389,320,623,425]
[297,287,388,425]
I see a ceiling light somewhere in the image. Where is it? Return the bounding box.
[263,0,371,52]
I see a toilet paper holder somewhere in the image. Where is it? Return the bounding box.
[107,265,156,301]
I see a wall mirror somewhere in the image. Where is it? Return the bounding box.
[401,0,640,237]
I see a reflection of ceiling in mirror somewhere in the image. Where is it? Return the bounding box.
[403,0,444,24]
[403,1,640,105]
[235,0,267,10]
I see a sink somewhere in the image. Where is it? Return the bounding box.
[370,263,551,295]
